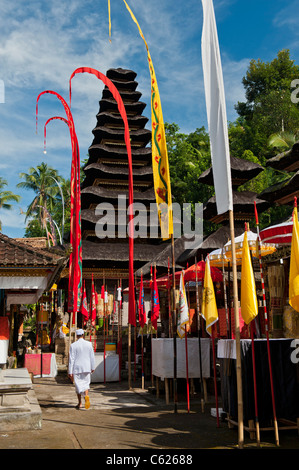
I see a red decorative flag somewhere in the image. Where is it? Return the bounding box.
[138,273,147,328]
[36,90,82,317]
[69,67,135,326]
[151,266,160,330]
[81,280,89,323]
[89,274,97,324]
[101,285,105,299]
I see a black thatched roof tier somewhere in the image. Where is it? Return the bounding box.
[102,88,142,103]
[201,225,245,250]
[259,170,299,205]
[203,190,269,224]
[134,236,190,276]
[81,208,160,227]
[88,144,152,166]
[103,79,138,92]
[106,68,137,82]
[95,112,149,130]
[91,126,151,147]
[198,156,264,188]
[99,98,146,116]
[82,239,164,262]
[266,142,299,172]
[82,162,153,190]
[81,185,156,202]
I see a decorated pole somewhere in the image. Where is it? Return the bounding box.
[36,91,82,349]
[195,256,204,412]
[201,0,243,446]
[254,201,279,446]
[69,67,135,388]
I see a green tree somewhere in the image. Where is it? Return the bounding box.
[234,50,299,160]
[17,163,61,238]
[0,178,20,231]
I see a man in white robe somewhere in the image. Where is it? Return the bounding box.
[68,329,95,409]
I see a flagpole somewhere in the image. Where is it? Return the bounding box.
[184,325,190,413]
[212,324,219,427]
[254,201,279,446]
[171,234,178,413]
[229,209,244,448]
[245,223,261,447]
[195,256,204,412]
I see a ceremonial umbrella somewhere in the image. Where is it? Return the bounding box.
[223,230,276,259]
[175,261,223,283]
[259,219,293,245]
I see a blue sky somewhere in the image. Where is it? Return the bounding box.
[0,0,298,238]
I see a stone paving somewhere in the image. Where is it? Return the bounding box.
[0,372,298,452]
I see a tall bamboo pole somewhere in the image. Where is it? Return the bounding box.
[229,210,244,448]
[171,234,178,413]
[195,256,204,412]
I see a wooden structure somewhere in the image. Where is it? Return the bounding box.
[0,233,67,355]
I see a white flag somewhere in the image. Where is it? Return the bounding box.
[201,0,233,215]
[177,272,189,338]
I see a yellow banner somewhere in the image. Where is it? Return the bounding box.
[241,230,258,324]
[289,206,299,312]
[202,257,218,335]
[122,0,173,239]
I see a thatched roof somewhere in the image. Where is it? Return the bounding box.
[95,112,149,129]
[91,126,151,147]
[259,171,299,206]
[266,141,299,172]
[88,144,152,166]
[198,156,264,188]
[82,239,165,263]
[98,98,146,116]
[102,88,142,103]
[84,162,153,176]
[203,190,269,223]
[81,186,156,202]
[81,162,153,190]
[134,236,190,277]
[106,68,137,82]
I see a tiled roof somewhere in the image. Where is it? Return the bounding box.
[0,233,64,267]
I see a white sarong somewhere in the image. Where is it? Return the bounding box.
[74,372,91,394]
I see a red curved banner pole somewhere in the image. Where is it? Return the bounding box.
[44,116,69,153]
[69,67,135,327]
[36,91,82,318]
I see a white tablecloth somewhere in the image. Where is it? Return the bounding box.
[152,338,210,379]
[91,352,119,383]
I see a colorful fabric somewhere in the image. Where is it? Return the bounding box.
[177,272,189,338]
[202,257,218,335]
[241,230,258,324]
[36,91,82,316]
[151,267,160,330]
[89,275,97,324]
[122,0,173,239]
[289,205,299,312]
[138,273,147,328]
[81,281,89,322]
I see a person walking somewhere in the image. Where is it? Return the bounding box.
[68,329,95,409]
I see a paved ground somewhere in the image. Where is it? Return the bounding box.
[0,371,298,455]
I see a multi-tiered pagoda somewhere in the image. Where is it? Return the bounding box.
[80,68,167,287]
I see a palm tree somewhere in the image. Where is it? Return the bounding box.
[0,178,21,231]
[268,130,299,151]
[17,162,61,235]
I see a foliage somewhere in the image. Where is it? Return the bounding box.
[0,177,20,231]
[234,49,299,161]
